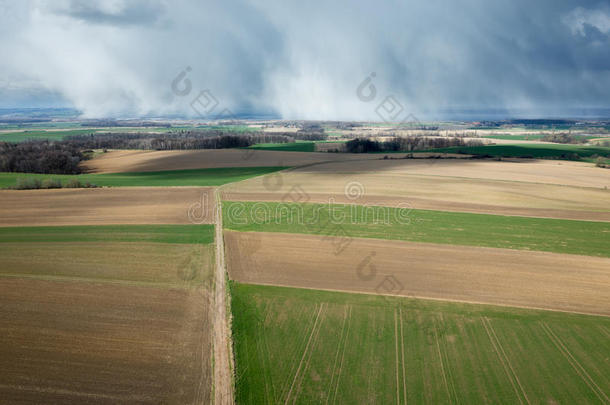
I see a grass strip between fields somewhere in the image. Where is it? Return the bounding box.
[481,134,601,142]
[420,143,610,161]
[0,224,214,244]
[0,225,215,287]
[0,166,289,188]
[246,142,316,152]
[231,282,610,404]
[223,201,610,257]
[0,129,97,142]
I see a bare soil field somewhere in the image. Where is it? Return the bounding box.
[223,159,610,221]
[390,158,610,188]
[81,149,381,173]
[225,231,610,316]
[0,277,212,405]
[0,187,214,226]
[229,157,610,189]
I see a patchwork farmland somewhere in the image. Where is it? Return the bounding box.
[0,120,609,404]
[5,0,610,402]
[218,146,609,403]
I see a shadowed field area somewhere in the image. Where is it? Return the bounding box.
[80,149,381,173]
[0,166,288,188]
[421,143,610,161]
[232,283,610,405]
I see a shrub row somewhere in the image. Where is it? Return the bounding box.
[13,177,99,190]
[540,133,587,144]
[345,136,483,153]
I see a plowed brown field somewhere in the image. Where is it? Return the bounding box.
[0,277,212,404]
[225,231,610,316]
[0,187,214,226]
[82,149,382,173]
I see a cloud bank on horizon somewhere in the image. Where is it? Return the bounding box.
[1,0,609,120]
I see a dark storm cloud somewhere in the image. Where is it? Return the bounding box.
[1,0,609,118]
[51,0,166,26]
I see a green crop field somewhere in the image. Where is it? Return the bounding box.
[0,122,83,131]
[0,166,289,189]
[422,144,610,161]
[0,224,214,244]
[197,125,255,132]
[481,134,547,141]
[223,201,610,257]
[247,142,316,152]
[232,283,610,405]
[481,134,600,142]
[0,126,245,142]
[0,129,97,142]
[0,224,215,287]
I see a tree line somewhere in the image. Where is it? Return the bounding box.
[345,136,483,153]
[0,141,85,174]
[0,130,327,174]
[540,133,587,144]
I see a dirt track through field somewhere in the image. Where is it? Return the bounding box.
[212,188,234,405]
[225,231,610,316]
[0,187,214,226]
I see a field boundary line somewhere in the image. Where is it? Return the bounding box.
[438,315,459,404]
[326,305,350,405]
[263,333,277,402]
[261,309,278,403]
[284,303,325,405]
[540,322,609,404]
[291,303,327,403]
[399,308,407,405]
[394,309,401,405]
[278,304,321,401]
[257,309,274,403]
[331,306,352,405]
[433,320,453,403]
[481,317,529,405]
[485,318,530,405]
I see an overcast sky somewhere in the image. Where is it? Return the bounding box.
[1,0,609,119]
